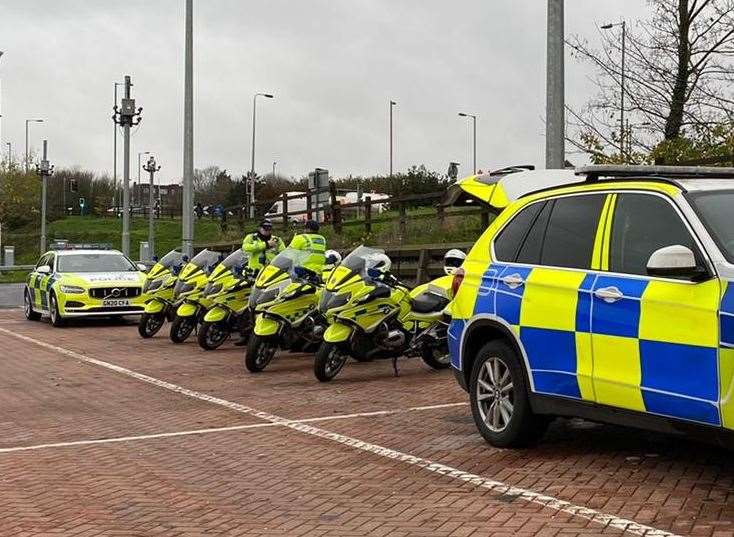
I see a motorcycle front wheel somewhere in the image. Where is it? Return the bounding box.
[314,343,349,382]
[138,312,165,338]
[169,315,197,343]
[197,320,230,350]
[245,334,277,373]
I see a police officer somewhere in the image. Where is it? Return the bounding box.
[242,219,285,272]
[288,219,326,274]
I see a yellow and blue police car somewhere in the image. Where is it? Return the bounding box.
[24,244,147,327]
[449,165,734,447]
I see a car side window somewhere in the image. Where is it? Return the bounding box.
[516,200,553,265]
[609,193,696,276]
[47,254,56,272]
[540,194,606,270]
[493,201,545,262]
[36,254,50,269]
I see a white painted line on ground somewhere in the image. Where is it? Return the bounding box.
[0,327,680,537]
[0,423,280,453]
[0,403,468,454]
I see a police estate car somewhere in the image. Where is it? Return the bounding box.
[24,245,147,327]
[449,165,734,447]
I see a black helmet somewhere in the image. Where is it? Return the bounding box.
[304,219,320,232]
[259,219,273,230]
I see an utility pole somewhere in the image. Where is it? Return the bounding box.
[137,151,150,207]
[389,100,396,176]
[272,161,276,178]
[458,112,477,174]
[249,92,274,219]
[25,118,43,173]
[112,75,143,256]
[182,0,194,257]
[112,82,123,211]
[35,140,54,253]
[545,0,565,169]
[143,155,161,260]
[5,141,11,167]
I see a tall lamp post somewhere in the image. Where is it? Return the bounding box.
[249,92,274,219]
[601,20,626,162]
[35,140,54,253]
[458,112,477,174]
[389,100,397,176]
[272,161,277,178]
[0,51,4,155]
[25,118,43,173]
[143,155,161,260]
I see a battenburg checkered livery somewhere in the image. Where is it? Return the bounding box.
[448,165,734,447]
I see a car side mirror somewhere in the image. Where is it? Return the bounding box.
[137,263,149,272]
[36,265,51,274]
[646,245,707,280]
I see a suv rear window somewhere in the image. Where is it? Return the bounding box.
[541,195,606,269]
[493,202,545,262]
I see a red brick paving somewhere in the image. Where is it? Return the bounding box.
[0,310,732,535]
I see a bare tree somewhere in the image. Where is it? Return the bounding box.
[567,0,734,162]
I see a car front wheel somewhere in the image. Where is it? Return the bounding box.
[49,293,66,327]
[469,340,548,448]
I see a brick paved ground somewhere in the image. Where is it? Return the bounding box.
[1,309,733,536]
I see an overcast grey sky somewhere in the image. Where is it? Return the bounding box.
[0,0,650,184]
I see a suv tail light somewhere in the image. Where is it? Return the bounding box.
[451,267,465,298]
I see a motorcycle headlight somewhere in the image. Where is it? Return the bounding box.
[143,278,164,293]
[256,287,280,305]
[60,284,85,294]
[204,282,223,297]
[319,291,350,312]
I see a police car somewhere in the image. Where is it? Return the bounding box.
[449,165,734,447]
[24,244,147,327]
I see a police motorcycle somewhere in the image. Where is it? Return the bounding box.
[197,249,256,351]
[244,248,339,373]
[138,250,187,338]
[169,249,223,343]
[313,245,455,382]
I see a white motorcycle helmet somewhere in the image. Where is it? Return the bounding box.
[325,250,342,267]
[443,248,466,275]
[367,253,392,279]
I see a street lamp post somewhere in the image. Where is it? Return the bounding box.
[0,51,4,156]
[137,151,150,207]
[249,92,274,219]
[458,112,477,174]
[25,118,43,173]
[5,141,10,166]
[389,100,396,176]
[35,140,54,253]
[601,20,626,162]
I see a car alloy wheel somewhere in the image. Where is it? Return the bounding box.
[475,356,514,433]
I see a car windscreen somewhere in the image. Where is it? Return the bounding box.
[689,190,734,263]
[57,253,137,273]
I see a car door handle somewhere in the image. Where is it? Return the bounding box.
[594,286,623,303]
[501,273,525,290]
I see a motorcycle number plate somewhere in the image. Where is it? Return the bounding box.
[103,299,130,307]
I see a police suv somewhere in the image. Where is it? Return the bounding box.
[449,165,734,447]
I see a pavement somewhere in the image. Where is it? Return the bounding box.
[0,283,23,308]
[1,308,733,536]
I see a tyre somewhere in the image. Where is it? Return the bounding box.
[420,341,451,370]
[169,314,196,343]
[49,293,65,327]
[469,340,548,448]
[245,334,277,372]
[138,312,165,338]
[24,290,41,321]
[313,342,348,382]
[197,320,229,350]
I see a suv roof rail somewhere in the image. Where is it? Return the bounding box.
[577,164,734,181]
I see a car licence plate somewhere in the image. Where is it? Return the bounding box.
[102,299,130,307]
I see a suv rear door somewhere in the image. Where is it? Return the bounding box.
[592,192,720,426]
[489,193,608,401]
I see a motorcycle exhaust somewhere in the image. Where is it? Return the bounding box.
[381,329,406,349]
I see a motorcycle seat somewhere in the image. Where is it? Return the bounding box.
[411,292,449,314]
